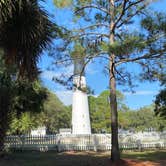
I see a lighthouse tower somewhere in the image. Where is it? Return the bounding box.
[72,58,91,134]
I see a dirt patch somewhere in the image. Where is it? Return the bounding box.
[63,151,166,166]
[109,159,166,166]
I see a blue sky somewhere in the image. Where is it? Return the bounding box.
[39,0,166,110]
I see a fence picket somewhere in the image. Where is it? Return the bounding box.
[5,133,166,152]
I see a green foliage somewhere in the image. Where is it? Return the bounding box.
[7,89,166,135]
[4,80,48,135]
[8,112,38,135]
[0,51,48,136]
[89,90,129,133]
[139,13,166,81]
[40,91,71,133]
[0,0,53,151]
[52,0,166,92]
[89,90,166,132]
[155,88,166,118]
[71,43,86,59]
[154,74,166,118]
[110,34,146,56]
[0,57,14,150]
[12,80,47,115]
[89,95,110,133]
[0,0,53,80]
[100,42,109,52]
[99,34,146,56]
[8,91,71,135]
[141,12,166,35]
[129,105,166,131]
[53,0,72,8]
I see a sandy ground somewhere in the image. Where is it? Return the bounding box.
[109,159,166,166]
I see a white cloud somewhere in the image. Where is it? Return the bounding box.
[124,90,158,96]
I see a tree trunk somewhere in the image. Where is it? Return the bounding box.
[109,0,120,162]
[0,125,6,153]
[110,70,120,161]
[0,87,10,154]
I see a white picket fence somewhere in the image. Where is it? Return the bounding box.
[5,134,166,152]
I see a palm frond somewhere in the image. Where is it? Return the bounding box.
[0,0,53,80]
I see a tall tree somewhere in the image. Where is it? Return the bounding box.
[0,0,53,153]
[53,0,166,161]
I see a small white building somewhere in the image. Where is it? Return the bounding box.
[31,126,46,136]
[59,128,72,134]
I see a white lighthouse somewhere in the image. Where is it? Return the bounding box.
[72,58,91,134]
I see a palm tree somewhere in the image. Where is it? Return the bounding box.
[0,0,53,153]
[0,0,53,80]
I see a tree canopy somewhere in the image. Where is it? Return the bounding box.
[8,90,71,135]
[89,90,166,133]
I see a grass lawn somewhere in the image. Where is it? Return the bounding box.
[0,150,165,166]
[122,150,166,161]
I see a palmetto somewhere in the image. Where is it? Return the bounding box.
[0,0,53,80]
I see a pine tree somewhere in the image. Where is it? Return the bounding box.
[53,0,166,161]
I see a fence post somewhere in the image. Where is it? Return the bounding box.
[137,139,142,152]
[21,135,25,151]
[93,134,98,152]
[57,135,61,152]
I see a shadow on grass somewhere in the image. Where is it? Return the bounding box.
[0,150,165,166]
[0,151,110,166]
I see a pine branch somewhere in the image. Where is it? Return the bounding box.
[75,4,110,15]
[114,0,150,29]
[116,51,165,66]
[114,66,127,82]
[86,52,111,61]
[125,0,145,11]
[53,51,110,66]
[70,32,110,39]
[73,23,110,32]
[117,5,146,28]
[113,0,128,30]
